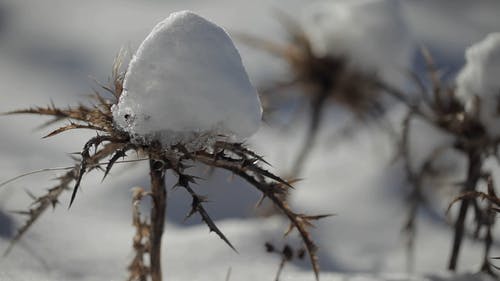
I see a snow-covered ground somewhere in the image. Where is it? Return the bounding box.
[0,1,499,280]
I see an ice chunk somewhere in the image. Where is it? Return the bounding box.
[112,11,262,148]
[456,32,500,137]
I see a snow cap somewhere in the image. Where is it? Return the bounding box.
[112,10,262,148]
[301,0,413,88]
[456,32,500,137]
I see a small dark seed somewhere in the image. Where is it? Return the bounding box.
[282,245,293,260]
[265,242,275,253]
[297,248,306,259]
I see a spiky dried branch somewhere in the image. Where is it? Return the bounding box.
[189,146,330,279]
[102,143,137,181]
[70,135,128,206]
[3,51,326,281]
[447,173,498,275]
[3,142,118,256]
[128,187,150,281]
[177,174,237,252]
[4,173,71,256]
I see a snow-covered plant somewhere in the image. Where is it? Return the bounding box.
[302,0,412,88]
[112,11,262,149]
[456,33,500,138]
[2,11,327,281]
[239,1,412,179]
[389,42,500,275]
[240,15,380,178]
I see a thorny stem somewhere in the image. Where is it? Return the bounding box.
[404,191,419,274]
[274,258,287,281]
[480,213,494,275]
[448,150,482,270]
[193,151,322,280]
[290,90,330,177]
[401,110,418,273]
[479,176,496,276]
[3,143,120,256]
[149,158,167,281]
[128,188,149,281]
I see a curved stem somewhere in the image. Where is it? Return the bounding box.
[290,90,329,177]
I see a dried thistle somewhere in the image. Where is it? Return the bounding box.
[237,12,387,178]
[2,50,328,281]
[388,47,499,275]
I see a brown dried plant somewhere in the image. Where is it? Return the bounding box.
[1,52,329,281]
[128,187,151,281]
[237,12,386,178]
[238,11,500,275]
[264,242,306,281]
[385,48,499,275]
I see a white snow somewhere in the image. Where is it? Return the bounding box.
[301,0,413,88]
[406,115,466,182]
[401,1,500,62]
[112,10,262,148]
[2,1,500,281]
[456,33,500,137]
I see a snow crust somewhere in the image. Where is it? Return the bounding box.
[301,0,413,88]
[112,10,262,148]
[456,33,500,137]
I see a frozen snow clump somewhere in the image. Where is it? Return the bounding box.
[301,0,413,87]
[112,10,262,149]
[456,32,500,137]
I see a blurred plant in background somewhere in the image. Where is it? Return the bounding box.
[390,46,497,275]
[240,0,412,180]
[241,1,500,277]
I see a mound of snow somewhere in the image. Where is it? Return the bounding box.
[112,10,262,149]
[301,0,413,88]
[456,32,500,137]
